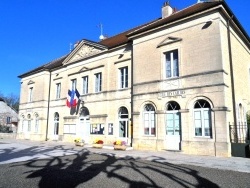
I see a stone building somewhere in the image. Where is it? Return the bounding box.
[17,1,250,157]
[0,98,18,133]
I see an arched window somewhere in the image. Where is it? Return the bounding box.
[119,107,128,119]
[237,103,246,124]
[34,113,39,133]
[27,114,31,132]
[194,99,212,137]
[118,107,129,138]
[19,114,25,133]
[166,101,180,111]
[143,104,155,136]
[54,112,59,135]
[80,106,90,117]
[166,101,180,135]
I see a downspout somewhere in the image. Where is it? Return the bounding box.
[45,70,52,141]
[213,110,217,156]
[227,16,238,140]
[130,45,134,147]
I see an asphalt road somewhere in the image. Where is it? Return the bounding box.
[0,149,249,188]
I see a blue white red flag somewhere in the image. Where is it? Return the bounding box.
[66,89,80,108]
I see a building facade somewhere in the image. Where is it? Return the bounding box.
[17,1,250,157]
[0,98,18,133]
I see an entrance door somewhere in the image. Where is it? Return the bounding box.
[118,107,129,145]
[165,101,181,150]
[78,117,90,143]
[78,106,90,143]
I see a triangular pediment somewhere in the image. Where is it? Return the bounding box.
[27,80,35,85]
[157,36,182,48]
[63,40,108,65]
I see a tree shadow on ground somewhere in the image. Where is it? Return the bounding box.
[0,144,77,164]
[7,148,220,188]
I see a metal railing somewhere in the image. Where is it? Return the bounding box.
[229,123,250,143]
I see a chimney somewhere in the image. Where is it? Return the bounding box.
[162,1,173,19]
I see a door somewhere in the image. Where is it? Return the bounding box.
[165,101,181,151]
[78,117,90,143]
[78,106,90,143]
[166,112,181,150]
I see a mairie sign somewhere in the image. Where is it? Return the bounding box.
[161,90,185,97]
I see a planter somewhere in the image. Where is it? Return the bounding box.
[114,145,127,151]
[75,142,84,147]
[93,143,103,149]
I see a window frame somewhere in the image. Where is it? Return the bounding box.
[143,104,156,136]
[82,76,89,94]
[119,66,128,89]
[165,49,179,78]
[165,101,181,136]
[34,114,39,133]
[56,83,61,99]
[54,112,59,135]
[28,87,33,102]
[94,72,102,93]
[64,124,76,134]
[6,117,11,124]
[193,100,212,138]
[71,79,77,91]
[90,123,105,135]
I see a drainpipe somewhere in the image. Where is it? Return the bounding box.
[45,70,52,141]
[213,110,217,156]
[130,45,134,147]
[227,16,238,140]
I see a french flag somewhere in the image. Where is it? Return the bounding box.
[66,89,80,108]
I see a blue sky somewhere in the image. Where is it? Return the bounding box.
[0,0,249,97]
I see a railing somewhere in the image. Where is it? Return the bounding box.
[229,123,250,143]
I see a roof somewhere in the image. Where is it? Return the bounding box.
[18,55,68,78]
[18,1,250,78]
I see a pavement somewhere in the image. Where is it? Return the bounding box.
[0,138,249,173]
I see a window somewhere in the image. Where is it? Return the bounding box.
[54,112,59,135]
[28,87,33,102]
[20,115,25,133]
[34,113,39,133]
[165,49,179,78]
[64,124,76,134]
[21,119,24,132]
[194,99,212,137]
[237,103,246,123]
[71,79,77,91]
[143,104,155,136]
[82,76,88,94]
[95,73,102,92]
[27,114,31,132]
[56,83,61,99]
[90,124,105,134]
[108,123,113,135]
[119,107,129,138]
[119,67,128,88]
[6,117,11,124]
[166,101,180,135]
[80,106,89,117]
